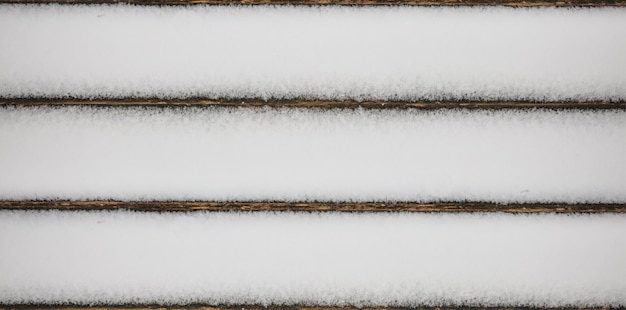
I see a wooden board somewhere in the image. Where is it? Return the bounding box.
[0,306,619,310]
[2,99,625,110]
[2,200,624,212]
[0,0,624,5]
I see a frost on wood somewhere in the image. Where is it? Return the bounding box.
[0,106,625,203]
[0,5,625,101]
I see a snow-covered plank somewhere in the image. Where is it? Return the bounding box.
[1,106,625,203]
[1,211,625,307]
[1,5,625,102]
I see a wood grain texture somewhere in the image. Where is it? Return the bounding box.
[1,200,624,212]
[0,0,624,5]
[2,99,625,110]
[0,306,620,310]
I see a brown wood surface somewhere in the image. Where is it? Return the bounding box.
[1,200,624,212]
[2,99,625,110]
[0,306,620,310]
[0,0,623,5]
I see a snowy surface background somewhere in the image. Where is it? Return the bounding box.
[1,211,625,307]
[1,106,625,202]
[1,4,625,308]
[1,5,625,101]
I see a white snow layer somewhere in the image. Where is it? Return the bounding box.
[0,5,625,101]
[0,106,625,203]
[0,211,625,306]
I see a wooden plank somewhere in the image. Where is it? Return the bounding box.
[2,99,625,110]
[1,200,624,212]
[0,306,619,310]
[0,0,624,6]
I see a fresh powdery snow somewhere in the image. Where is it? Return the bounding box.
[0,211,625,307]
[0,106,625,203]
[1,5,625,308]
[0,5,625,101]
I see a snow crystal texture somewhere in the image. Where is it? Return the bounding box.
[0,5,625,101]
[0,211,625,307]
[0,106,625,203]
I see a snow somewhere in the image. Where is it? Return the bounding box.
[0,210,624,307]
[0,5,625,101]
[1,4,624,308]
[0,106,624,203]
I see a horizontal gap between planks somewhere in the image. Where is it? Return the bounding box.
[2,99,625,110]
[0,0,624,5]
[1,201,624,212]
[0,306,621,310]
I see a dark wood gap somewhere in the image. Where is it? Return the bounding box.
[2,99,625,110]
[0,0,624,6]
[1,200,624,213]
[0,306,621,310]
